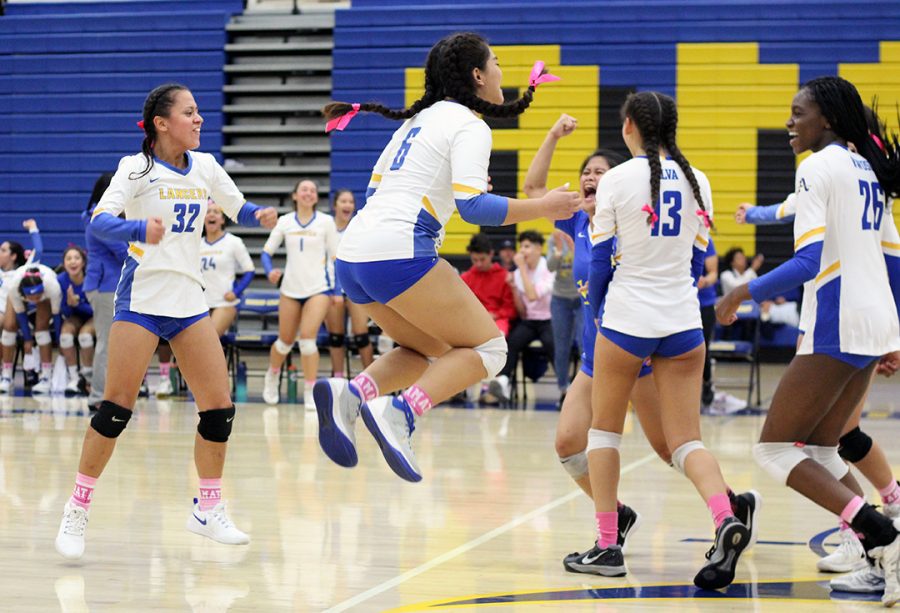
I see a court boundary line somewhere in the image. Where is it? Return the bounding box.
[324,451,660,613]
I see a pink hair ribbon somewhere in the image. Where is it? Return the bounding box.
[136,120,145,130]
[696,209,711,228]
[871,133,886,153]
[529,61,561,88]
[641,204,659,225]
[325,103,360,133]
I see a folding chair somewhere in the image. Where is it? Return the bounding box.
[709,300,762,408]
[228,291,282,391]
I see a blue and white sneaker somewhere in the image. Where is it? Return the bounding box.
[360,396,422,482]
[313,378,361,467]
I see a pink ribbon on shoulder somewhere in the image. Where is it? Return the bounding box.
[641,204,659,225]
[529,61,561,88]
[325,103,360,133]
[696,209,711,229]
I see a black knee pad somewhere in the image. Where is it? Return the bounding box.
[198,406,236,443]
[90,401,132,438]
[328,333,345,348]
[838,426,873,463]
[352,333,371,349]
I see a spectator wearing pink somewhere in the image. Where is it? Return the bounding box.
[489,230,555,402]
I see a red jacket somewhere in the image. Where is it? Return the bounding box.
[461,263,517,325]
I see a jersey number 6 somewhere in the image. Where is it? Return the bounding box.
[172,203,201,233]
[390,127,421,171]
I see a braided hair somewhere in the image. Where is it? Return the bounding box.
[802,77,900,198]
[622,92,709,226]
[323,32,538,123]
[130,83,189,180]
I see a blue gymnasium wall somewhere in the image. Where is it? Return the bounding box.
[331,0,900,260]
[0,0,243,265]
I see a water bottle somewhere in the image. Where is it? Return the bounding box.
[235,361,248,403]
[287,365,297,403]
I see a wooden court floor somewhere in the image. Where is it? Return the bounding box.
[1,370,898,612]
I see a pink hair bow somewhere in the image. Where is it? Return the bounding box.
[136,120,145,130]
[325,103,360,133]
[641,204,659,225]
[871,133,886,153]
[529,61,561,88]
[696,209,711,229]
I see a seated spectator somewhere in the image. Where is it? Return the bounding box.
[720,247,764,294]
[497,238,517,272]
[547,229,582,405]
[460,233,517,336]
[489,230,555,403]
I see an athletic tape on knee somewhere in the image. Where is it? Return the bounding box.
[804,445,850,480]
[752,442,809,485]
[352,333,371,348]
[59,333,75,349]
[274,338,293,355]
[838,427,873,463]
[298,338,317,356]
[474,335,507,378]
[586,429,622,453]
[671,440,706,474]
[197,406,236,443]
[559,451,589,479]
[77,333,94,348]
[328,333,345,348]
[1,330,17,347]
[35,330,51,346]
[90,400,132,438]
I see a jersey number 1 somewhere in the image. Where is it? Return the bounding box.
[859,180,884,231]
[390,127,421,170]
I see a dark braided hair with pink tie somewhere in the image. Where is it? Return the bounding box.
[131,83,189,180]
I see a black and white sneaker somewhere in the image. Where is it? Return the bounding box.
[694,516,750,590]
[730,490,762,549]
[563,543,626,576]
[617,504,642,550]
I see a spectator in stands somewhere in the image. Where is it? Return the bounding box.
[261,179,339,407]
[461,233,517,336]
[200,200,255,337]
[489,230,555,402]
[324,189,374,378]
[497,238,517,271]
[720,247,764,295]
[547,229,582,406]
[0,219,43,391]
[57,246,94,396]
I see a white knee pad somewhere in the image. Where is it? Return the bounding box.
[35,330,51,347]
[586,429,622,453]
[298,338,317,356]
[474,335,507,378]
[559,451,589,479]
[59,333,75,349]
[671,440,706,475]
[78,333,94,348]
[804,445,850,480]
[274,338,294,355]
[1,330,16,347]
[753,442,809,485]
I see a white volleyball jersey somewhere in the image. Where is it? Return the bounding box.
[338,100,492,262]
[94,151,247,317]
[7,264,62,315]
[793,144,900,356]
[200,232,254,308]
[263,211,338,299]
[591,156,713,337]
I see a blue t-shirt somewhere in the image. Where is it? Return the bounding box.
[57,271,93,320]
[697,238,717,308]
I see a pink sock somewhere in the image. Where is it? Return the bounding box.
[351,373,379,403]
[159,362,170,377]
[305,380,315,391]
[707,493,734,529]
[596,511,618,548]
[269,366,280,375]
[198,478,222,512]
[880,481,900,506]
[70,472,97,510]
[41,362,52,375]
[839,520,851,531]
[840,496,866,524]
[402,385,432,417]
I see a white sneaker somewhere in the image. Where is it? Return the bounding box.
[262,370,279,405]
[64,374,81,396]
[155,377,174,398]
[32,375,51,395]
[488,375,511,403]
[313,378,361,468]
[55,501,88,560]
[186,498,249,545]
[874,520,900,607]
[0,375,11,394]
[303,388,315,411]
[360,396,421,482]
[818,528,868,572]
[830,563,885,593]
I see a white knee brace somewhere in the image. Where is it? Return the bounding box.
[474,335,507,378]
[559,451,589,479]
[1,330,16,347]
[586,429,622,453]
[274,338,293,355]
[804,445,850,480]
[78,333,94,348]
[672,440,706,475]
[753,442,809,485]
[298,338,317,356]
[59,333,75,349]
[35,330,51,346]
